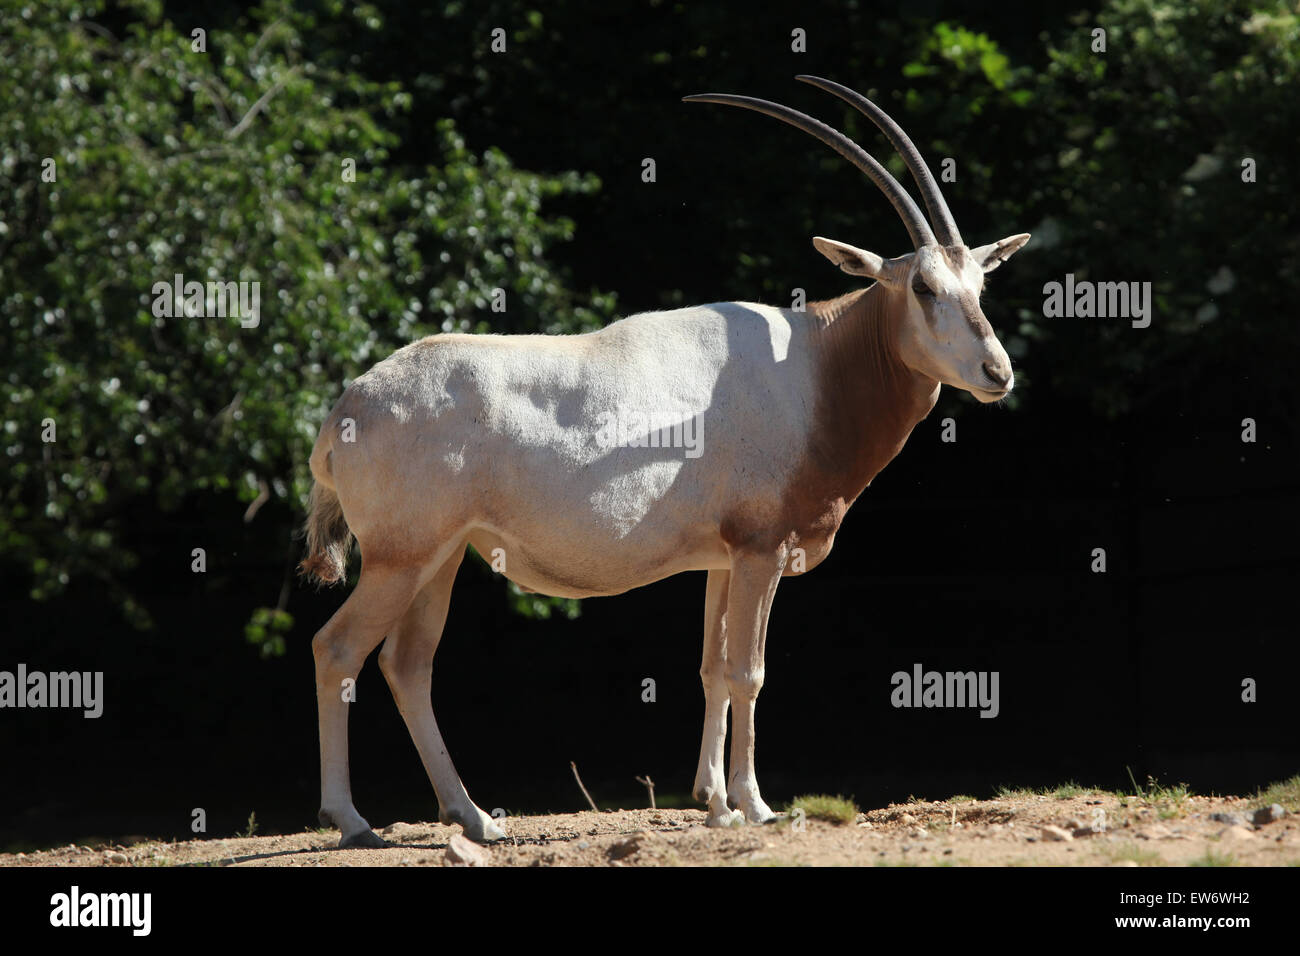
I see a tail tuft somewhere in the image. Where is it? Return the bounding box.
[299,481,353,586]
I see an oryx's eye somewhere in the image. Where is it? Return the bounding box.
[912,276,935,298]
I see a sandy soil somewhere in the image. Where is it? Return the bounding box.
[4,792,1295,867]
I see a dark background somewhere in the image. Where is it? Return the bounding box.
[2,0,1296,849]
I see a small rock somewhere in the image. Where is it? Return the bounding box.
[1209,811,1249,827]
[648,816,665,825]
[444,834,490,867]
[576,841,590,850]
[1063,818,1084,831]
[1041,825,1073,842]
[1219,825,1256,842]
[1071,826,1097,838]
[1252,804,1286,826]
[104,851,128,865]
[899,812,917,825]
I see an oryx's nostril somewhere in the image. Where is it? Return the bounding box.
[982,362,1011,388]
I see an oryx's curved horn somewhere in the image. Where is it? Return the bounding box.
[796,75,962,246]
[683,92,936,250]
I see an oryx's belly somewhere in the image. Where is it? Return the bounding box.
[465,522,728,598]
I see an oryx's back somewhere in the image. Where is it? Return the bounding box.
[310,302,818,592]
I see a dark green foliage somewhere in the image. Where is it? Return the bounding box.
[2,0,1295,643]
[0,0,612,629]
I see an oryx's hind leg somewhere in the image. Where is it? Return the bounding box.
[313,562,422,848]
[377,544,505,844]
[693,569,744,827]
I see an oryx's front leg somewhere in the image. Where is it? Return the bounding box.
[693,569,743,827]
[723,550,784,824]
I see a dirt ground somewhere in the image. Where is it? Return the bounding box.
[5,789,1297,866]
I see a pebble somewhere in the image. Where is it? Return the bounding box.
[1253,804,1286,826]
[1219,825,1256,841]
[899,812,917,825]
[1040,825,1073,842]
[444,834,490,867]
[1209,811,1249,827]
[104,851,128,865]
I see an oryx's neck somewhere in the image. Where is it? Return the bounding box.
[806,285,940,503]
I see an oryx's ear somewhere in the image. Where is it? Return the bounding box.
[970,233,1031,273]
[813,236,906,282]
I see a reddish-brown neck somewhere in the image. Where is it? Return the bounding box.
[806,285,940,504]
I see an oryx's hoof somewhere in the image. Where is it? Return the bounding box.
[441,806,507,844]
[338,828,389,849]
[705,808,745,828]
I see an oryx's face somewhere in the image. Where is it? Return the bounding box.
[813,235,1030,403]
[686,75,1032,402]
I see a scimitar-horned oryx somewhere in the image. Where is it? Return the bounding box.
[300,75,1031,846]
